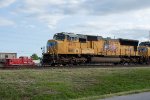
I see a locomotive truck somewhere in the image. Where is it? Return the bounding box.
[42,32,150,66]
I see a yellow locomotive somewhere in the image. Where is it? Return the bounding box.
[42,32,150,66]
[138,42,150,63]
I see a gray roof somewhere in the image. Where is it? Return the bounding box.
[56,32,78,37]
[0,52,17,54]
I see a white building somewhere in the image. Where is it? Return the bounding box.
[0,52,17,63]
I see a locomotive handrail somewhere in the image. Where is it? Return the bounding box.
[49,46,55,61]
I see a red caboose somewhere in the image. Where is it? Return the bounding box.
[5,56,35,67]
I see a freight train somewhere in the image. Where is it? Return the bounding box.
[42,32,150,66]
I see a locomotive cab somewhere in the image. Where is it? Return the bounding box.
[47,32,79,55]
[139,41,150,57]
[53,33,65,41]
[43,32,81,65]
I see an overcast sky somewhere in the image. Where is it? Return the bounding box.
[0,0,150,56]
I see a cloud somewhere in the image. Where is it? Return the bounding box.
[15,0,89,29]
[66,8,150,41]
[112,29,149,42]
[79,0,150,15]
[37,14,65,29]
[71,21,150,35]
[69,22,149,41]
[16,0,73,29]
[16,0,150,29]
[0,0,16,8]
[0,17,15,26]
[23,0,150,15]
[21,0,150,15]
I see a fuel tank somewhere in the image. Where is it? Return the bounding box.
[91,57,121,63]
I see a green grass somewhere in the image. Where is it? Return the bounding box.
[0,67,150,100]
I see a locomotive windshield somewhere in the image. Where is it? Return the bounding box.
[53,33,65,41]
[47,41,57,47]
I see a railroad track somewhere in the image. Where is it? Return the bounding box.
[0,64,149,70]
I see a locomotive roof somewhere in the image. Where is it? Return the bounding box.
[140,41,150,44]
[56,32,78,37]
[57,32,103,39]
[139,41,150,47]
[119,38,139,46]
[77,34,87,39]
[119,38,139,42]
[55,33,139,44]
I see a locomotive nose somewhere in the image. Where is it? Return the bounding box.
[47,40,58,53]
[47,41,57,47]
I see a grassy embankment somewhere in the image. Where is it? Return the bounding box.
[0,67,150,100]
